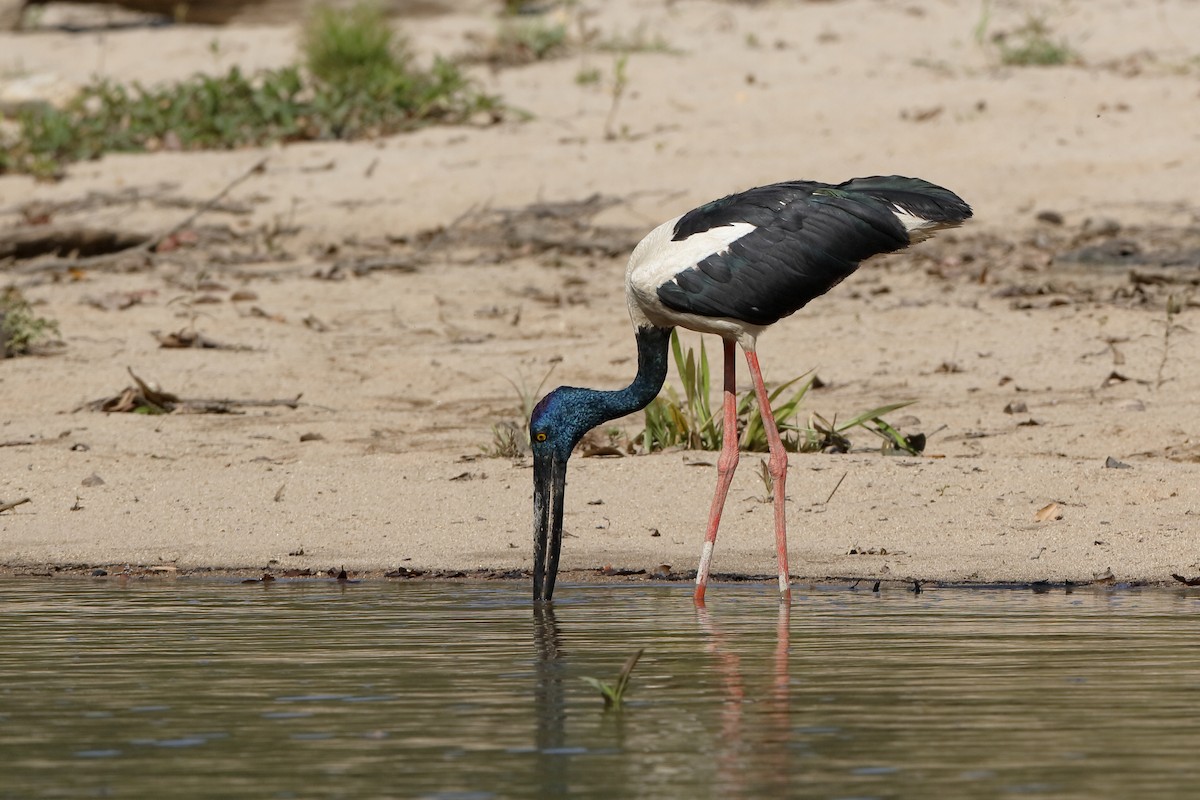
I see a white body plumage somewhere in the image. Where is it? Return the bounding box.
[625,216,767,349]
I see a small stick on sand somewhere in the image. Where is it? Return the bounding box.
[19,156,269,275]
[0,497,31,514]
[823,472,849,505]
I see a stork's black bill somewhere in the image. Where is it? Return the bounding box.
[532,449,567,603]
[528,329,672,602]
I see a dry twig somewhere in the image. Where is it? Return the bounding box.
[76,366,301,414]
[17,156,269,275]
[0,497,31,514]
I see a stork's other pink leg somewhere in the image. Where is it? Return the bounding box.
[745,350,792,602]
[694,338,740,605]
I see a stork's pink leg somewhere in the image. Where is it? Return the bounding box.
[745,349,792,602]
[694,338,740,605]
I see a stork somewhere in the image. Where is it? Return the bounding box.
[529,175,972,604]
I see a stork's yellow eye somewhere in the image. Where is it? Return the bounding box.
[535,432,547,442]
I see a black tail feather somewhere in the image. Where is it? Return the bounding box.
[837,175,973,226]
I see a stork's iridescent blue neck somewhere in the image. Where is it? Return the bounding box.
[530,326,672,458]
[529,325,672,602]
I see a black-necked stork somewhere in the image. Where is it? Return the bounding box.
[530,175,972,604]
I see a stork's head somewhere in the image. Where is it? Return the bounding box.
[529,386,604,603]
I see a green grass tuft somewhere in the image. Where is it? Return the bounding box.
[974,2,1078,67]
[641,331,923,455]
[303,2,399,88]
[500,19,570,62]
[642,331,815,452]
[1,287,61,357]
[993,15,1079,67]
[999,24,1078,66]
[581,648,643,710]
[482,365,557,459]
[484,421,525,459]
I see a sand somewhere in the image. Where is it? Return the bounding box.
[0,0,1197,588]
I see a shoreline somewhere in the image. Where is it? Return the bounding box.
[2,0,1198,589]
[1,563,1187,592]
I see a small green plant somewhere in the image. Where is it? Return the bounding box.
[479,8,675,68]
[485,421,525,458]
[0,2,500,178]
[641,331,922,455]
[974,4,1078,68]
[509,366,557,430]
[303,2,397,87]
[581,648,643,709]
[740,373,814,452]
[483,364,557,457]
[997,18,1078,66]
[642,331,814,452]
[475,18,570,66]
[0,287,61,357]
[804,403,924,456]
[755,458,773,500]
[657,332,716,450]
[603,53,629,140]
[298,2,500,136]
[575,66,602,86]
[594,23,676,55]
[972,0,993,48]
[508,19,570,61]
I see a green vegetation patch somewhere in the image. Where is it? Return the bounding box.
[974,2,1080,68]
[0,287,61,357]
[642,331,923,456]
[998,18,1079,67]
[0,3,500,178]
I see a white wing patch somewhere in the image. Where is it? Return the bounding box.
[625,217,757,330]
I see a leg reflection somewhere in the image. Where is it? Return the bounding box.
[696,603,746,794]
[768,601,792,768]
[696,599,793,796]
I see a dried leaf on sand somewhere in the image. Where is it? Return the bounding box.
[153,329,252,350]
[76,367,301,415]
[1034,502,1063,522]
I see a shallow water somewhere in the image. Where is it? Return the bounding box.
[1,579,1199,799]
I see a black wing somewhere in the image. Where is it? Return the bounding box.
[658,176,971,327]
